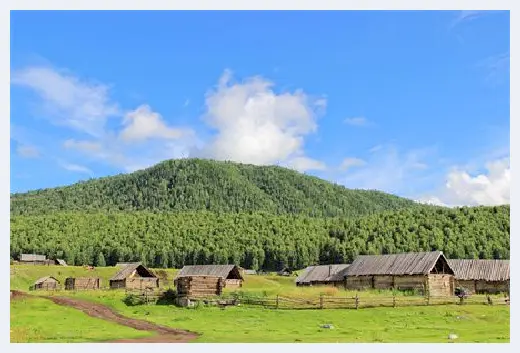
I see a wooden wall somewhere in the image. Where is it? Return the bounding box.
[109,279,126,289]
[455,279,509,294]
[346,276,374,290]
[427,274,454,296]
[177,276,224,298]
[65,277,101,290]
[34,280,58,290]
[126,277,159,290]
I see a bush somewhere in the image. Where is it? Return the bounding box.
[156,288,177,305]
[123,294,145,306]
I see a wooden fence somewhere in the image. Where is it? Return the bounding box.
[124,288,162,304]
[223,294,510,310]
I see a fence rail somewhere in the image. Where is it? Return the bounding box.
[222,293,510,310]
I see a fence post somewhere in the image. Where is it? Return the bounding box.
[426,293,430,306]
[459,296,464,305]
[393,294,396,308]
[320,294,324,309]
[487,295,493,306]
[355,294,359,309]
[276,295,279,309]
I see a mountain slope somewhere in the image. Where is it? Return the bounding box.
[10,158,421,217]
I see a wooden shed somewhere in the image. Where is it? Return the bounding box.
[345,251,455,296]
[55,259,68,266]
[20,254,53,266]
[31,276,59,290]
[176,276,224,298]
[175,265,244,288]
[65,277,101,290]
[447,259,510,294]
[109,263,159,289]
[295,264,350,287]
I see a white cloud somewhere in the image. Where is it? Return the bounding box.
[63,139,103,153]
[421,158,510,207]
[11,67,119,137]
[119,105,193,142]
[196,70,324,170]
[339,157,366,171]
[61,163,92,174]
[339,144,435,196]
[16,144,40,158]
[344,116,372,127]
[286,157,326,172]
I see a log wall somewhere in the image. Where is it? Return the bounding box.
[126,277,159,290]
[177,276,224,298]
[346,276,374,290]
[224,279,243,288]
[427,274,454,296]
[65,277,101,290]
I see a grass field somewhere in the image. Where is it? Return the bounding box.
[10,295,152,343]
[10,265,511,343]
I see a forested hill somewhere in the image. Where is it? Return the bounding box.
[10,205,510,268]
[10,158,420,217]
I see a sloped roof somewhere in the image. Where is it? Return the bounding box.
[34,276,59,285]
[109,263,156,281]
[175,265,243,280]
[296,264,350,284]
[447,259,510,281]
[21,254,46,262]
[345,251,451,276]
[56,259,67,266]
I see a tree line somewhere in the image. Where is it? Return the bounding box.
[10,205,510,270]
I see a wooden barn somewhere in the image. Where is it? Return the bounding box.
[65,277,101,290]
[19,254,53,266]
[344,251,455,296]
[176,276,225,298]
[295,264,350,287]
[175,265,244,288]
[31,276,59,290]
[447,259,510,294]
[109,263,159,289]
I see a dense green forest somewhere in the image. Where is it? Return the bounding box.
[10,158,419,217]
[10,205,510,270]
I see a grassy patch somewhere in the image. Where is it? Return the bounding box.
[10,296,152,343]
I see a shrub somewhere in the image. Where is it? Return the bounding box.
[123,294,145,306]
[156,288,177,305]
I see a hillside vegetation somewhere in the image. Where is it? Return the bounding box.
[10,205,510,270]
[10,158,419,217]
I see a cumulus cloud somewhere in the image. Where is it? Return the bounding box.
[120,105,194,142]
[420,158,510,207]
[16,144,40,158]
[344,116,372,127]
[196,70,324,169]
[11,66,119,137]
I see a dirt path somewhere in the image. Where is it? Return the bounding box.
[10,290,199,343]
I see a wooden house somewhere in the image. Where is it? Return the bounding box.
[175,265,244,288]
[65,277,101,290]
[295,264,350,287]
[176,276,224,298]
[344,251,455,296]
[109,263,159,289]
[31,276,59,290]
[447,259,510,294]
[20,254,53,266]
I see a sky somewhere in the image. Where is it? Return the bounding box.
[10,10,510,207]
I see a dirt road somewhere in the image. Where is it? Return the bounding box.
[10,290,199,343]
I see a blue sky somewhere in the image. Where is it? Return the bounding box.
[10,10,510,206]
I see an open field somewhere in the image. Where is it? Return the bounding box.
[10,293,152,343]
[10,265,510,343]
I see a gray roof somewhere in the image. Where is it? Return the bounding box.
[244,270,257,275]
[21,254,46,262]
[447,259,510,281]
[109,263,156,281]
[296,264,350,284]
[175,265,243,280]
[115,262,140,267]
[345,251,450,276]
[56,259,67,266]
[34,276,59,285]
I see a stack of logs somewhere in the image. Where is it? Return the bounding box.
[176,275,224,298]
